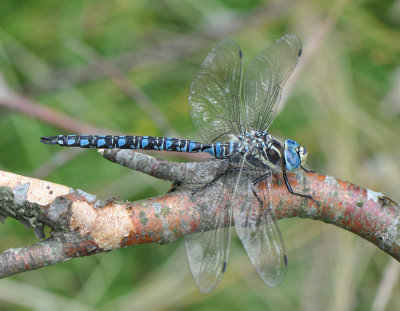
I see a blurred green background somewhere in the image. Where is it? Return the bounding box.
[0,0,400,310]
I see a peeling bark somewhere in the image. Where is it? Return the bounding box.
[0,150,399,278]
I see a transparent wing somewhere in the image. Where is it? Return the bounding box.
[183,153,247,293]
[189,40,244,142]
[184,229,229,293]
[243,34,302,132]
[233,155,287,286]
[183,159,239,293]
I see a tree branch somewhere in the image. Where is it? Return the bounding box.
[0,150,398,279]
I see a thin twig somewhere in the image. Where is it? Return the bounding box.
[0,74,109,134]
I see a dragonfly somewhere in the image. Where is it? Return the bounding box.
[41,34,313,293]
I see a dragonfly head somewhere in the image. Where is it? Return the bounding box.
[284,139,308,171]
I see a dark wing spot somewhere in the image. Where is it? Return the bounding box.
[239,49,243,58]
[284,254,288,266]
[298,48,302,57]
[222,261,227,273]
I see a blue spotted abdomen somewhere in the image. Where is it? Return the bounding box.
[40,135,236,158]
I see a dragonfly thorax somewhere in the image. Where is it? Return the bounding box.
[237,131,283,170]
[237,131,267,151]
[236,132,308,172]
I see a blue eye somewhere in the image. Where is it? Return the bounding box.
[285,148,301,171]
[285,139,300,149]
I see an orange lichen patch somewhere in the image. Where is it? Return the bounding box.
[64,240,99,257]
[70,200,133,250]
[0,170,70,206]
[123,193,199,246]
[172,194,201,231]
[306,174,395,241]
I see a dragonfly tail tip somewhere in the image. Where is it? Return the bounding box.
[40,136,58,145]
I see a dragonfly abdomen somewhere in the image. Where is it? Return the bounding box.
[40,135,236,157]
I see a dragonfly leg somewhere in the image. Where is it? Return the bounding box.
[251,185,264,206]
[168,181,181,193]
[252,172,271,186]
[251,166,317,204]
[192,159,245,195]
[282,166,318,205]
[192,169,230,195]
[252,170,314,202]
[301,166,315,173]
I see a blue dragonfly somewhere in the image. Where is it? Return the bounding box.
[41,34,313,293]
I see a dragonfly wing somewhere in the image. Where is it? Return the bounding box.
[233,159,287,287]
[189,40,244,142]
[183,160,241,293]
[243,34,302,132]
[184,228,229,293]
